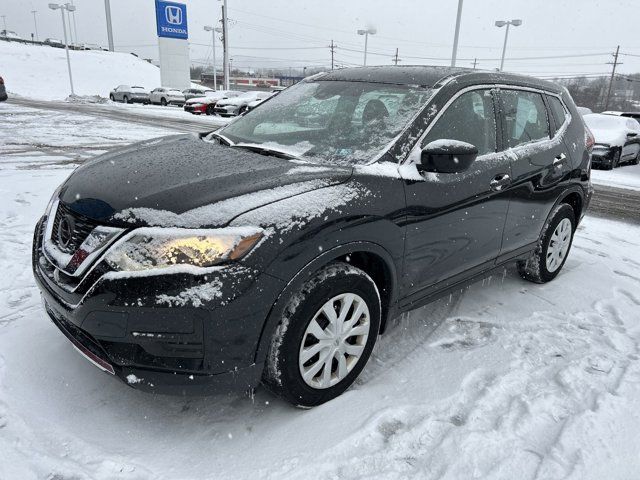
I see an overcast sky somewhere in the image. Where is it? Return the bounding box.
[2,0,639,77]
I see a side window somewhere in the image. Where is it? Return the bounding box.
[547,95,568,130]
[422,89,497,156]
[501,90,550,148]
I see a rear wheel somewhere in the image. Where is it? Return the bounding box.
[161,97,167,106]
[517,203,576,284]
[206,104,215,115]
[123,95,129,104]
[611,149,621,169]
[263,262,381,407]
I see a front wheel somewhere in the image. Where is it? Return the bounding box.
[160,97,167,106]
[263,262,381,407]
[109,94,115,101]
[518,203,576,284]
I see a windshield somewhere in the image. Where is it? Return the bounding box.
[217,80,431,165]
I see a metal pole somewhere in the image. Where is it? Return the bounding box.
[60,8,75,95]
[104,0,114,51]
[212,29,217,90]
[451,0,463,66]
[605,45,620,111]
[71,0,78,45]
[222,0,230,90]
[31,11,39,41]
[499,22,510,71]
[1,16,6,34]
[363,32,368,66]
[66,8,74,45]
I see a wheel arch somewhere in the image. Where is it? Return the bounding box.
[253,241,399,366]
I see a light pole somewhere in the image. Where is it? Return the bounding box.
[451,0,464,66]
[357,28,376,66]
[221,0,230,90]
[31,10,39,41]
[1,15,7,35]
[70,0,78,45]
[495,19,522,71]
[49,3,76,96]
[65,5,74,45]
[104,0,114,51]
[204,25,222,90]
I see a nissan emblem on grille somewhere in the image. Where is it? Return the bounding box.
[57,214,75,250]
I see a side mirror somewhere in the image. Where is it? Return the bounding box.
[419,140,479,174]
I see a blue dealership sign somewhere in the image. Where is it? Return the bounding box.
[155,0,188,40]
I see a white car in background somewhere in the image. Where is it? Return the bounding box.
[149,87,186,106]
[183,90,243,115]
[576,106,593,116]
[244,91,277,113]
[214,91,265,117]
[584,113,640,169]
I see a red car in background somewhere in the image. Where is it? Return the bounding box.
[183,90,242,115]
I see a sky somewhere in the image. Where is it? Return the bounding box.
[2,0,639,78]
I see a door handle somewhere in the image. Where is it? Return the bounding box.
[553,153,567,165]
[490,173,511,192]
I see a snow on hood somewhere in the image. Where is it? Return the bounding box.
[584,114,629,147]
[218,94,257,106]
[59,135,352,228]
[186,92,227,104]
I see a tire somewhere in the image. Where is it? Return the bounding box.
[517,203,576,284]
[161,97,167,106]
[109,94,115,102]
[206,104,215,115]
[263,262,381,407]
[123,96,129,104]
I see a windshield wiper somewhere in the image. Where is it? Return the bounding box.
[231,143,301,160]
[206,131,232,146]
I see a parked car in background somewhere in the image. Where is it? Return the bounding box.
[0,76,7,102]
[576,106,593,116]
[183,90,242,115]
[214,91,264,116]
[80,44,106,51]
[44,38,64,48]
[183,88,215,101]
[602,110,640,122]
[244,91,277,113]
[109,85,150,104]
[584,113,640,169]
[33,66,592,407]
[149,87,186,106]
[1,30,23,40]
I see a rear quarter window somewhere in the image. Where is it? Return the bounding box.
[547,96,569,131]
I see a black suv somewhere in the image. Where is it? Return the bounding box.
[33,66,592,407]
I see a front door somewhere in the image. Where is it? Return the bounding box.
[400,88,512,302]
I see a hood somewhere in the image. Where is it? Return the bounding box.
[186,95,223,105]
[218,96,254,106]
[58,135,352,228]
[589,127,625,147]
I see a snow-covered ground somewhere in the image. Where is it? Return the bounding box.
[591,162,640,191]
[1,105,640,479]
[1,41,163,101]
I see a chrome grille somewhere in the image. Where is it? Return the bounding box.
[51,202,100,253]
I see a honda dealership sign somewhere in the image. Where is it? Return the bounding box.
[156,1,188,39]
[155,0,190,89]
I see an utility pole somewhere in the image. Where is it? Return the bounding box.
[604,45,621,111]
[1,15,7,34]
[221,1,230,90]
[65,8,74,45]
[393,48,401,66]
[104,0,114,51]
[31,11,39,41]
[451,0,464,66]
[472,58,478,69]
[330,40,336,70]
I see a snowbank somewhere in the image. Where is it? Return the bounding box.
[591,163,640,191]
[0,40,161,100]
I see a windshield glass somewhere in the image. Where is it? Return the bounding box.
[217,80,431,165]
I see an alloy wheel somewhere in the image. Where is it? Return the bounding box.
[546,218,572,272]
[298,293,370,389]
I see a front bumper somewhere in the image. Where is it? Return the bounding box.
[32,217,285,395]
[213,105,240,117]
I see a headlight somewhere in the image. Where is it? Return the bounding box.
[44,185,62,217]
[104,227,263,272]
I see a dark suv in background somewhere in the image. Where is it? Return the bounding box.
[33,66,592,407]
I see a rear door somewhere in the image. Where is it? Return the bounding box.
[497,88,572,255]
[401,87,513,300]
